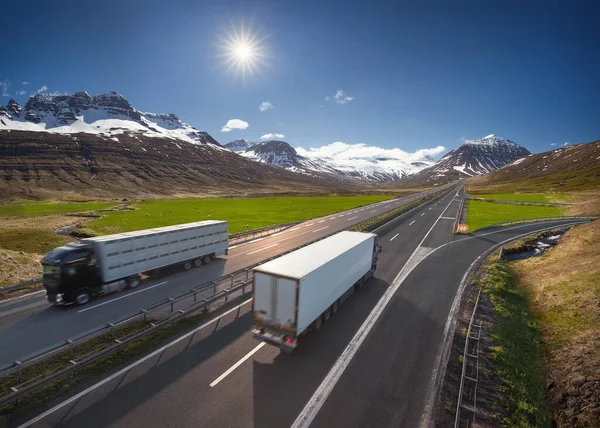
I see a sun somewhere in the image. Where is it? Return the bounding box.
[219,21,267,80]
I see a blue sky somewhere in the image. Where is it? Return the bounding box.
[2,0,598,155]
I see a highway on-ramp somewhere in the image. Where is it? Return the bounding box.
[0,186,450,366]
[14,186,591,428]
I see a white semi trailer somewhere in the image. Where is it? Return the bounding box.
[41,220,228,305]
[252,231,380,353]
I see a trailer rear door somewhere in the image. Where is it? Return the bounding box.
[253,272,297,331]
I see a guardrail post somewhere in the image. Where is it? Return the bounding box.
[67,339,74,357]
[213,281,217,294]
[15,360,22,381]
[169,298,175,312]
[107,322,114,337]
[141,309,148,323]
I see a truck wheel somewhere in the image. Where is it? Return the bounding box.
[332,300,339,315]
[194,259,203,268]
[202,255,212,265]
[75,290,90,305]
[313,315,323,331]
[324,307,331,322]
[127,276,140,288]
[183,261,192,271]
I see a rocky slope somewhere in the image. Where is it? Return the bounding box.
[467,139,600,193]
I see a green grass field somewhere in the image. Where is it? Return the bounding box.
[0,200,118,217]
[467,200,563,232]
[469,193,552,203]
[85,195,395,236]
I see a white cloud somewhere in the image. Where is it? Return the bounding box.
[260,133,285,140]
[21,81,28,85]
[563,142,569,146]
[325,90,353,104]
[549,143,557,146]
[1,80,9,97]
[259,101,273,112]
[33,85,48,95]
[296,142,446,163]
[16,90,27,96]
[221,118,249,132]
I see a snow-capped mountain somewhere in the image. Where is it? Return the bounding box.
[226,139,438,181]
[400,134,531,186]
[223,139,257,153]
[0,92,220,146]
[427,134,530,177]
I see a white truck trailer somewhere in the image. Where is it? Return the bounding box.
[252,231,380,353]
[41,220,228,305]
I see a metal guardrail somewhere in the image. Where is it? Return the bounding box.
[0,223,301,295]
[454,289,482,427]
[476,216,598,230]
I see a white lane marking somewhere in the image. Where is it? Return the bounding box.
[21,299,254,428]
[429,208,432,210]
[290,194,458,428]
[338,214,346,217]
[270,231,284,237]
[370,210,376,213]
[409,220,416,225]
[290,228,300,231]
[440,217,455,220]
[318,220,326,223]
[348,216,358,221]
[313,226,330,233]
[421,213,425,216]
[209,342,266,388]
[389,233,399,241]
[246,243,278,255]
[77,281,168,313]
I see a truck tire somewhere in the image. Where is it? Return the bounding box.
[127,275,140,289]
[75,290,90,305]
[202,255,212,265]
[183,261,192,271]
[332,300,339,314]
[313,315,323,331]
[194,259,203,268]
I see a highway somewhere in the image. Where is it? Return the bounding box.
[13,186,590,428]
[0,186,449,366]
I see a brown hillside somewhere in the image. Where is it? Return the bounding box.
[0,130,361,200]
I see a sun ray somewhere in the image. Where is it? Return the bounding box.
[218,19,268,81]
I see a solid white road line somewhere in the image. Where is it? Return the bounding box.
[21,298,254,428]
[0,289,45,304]
[77,281,168,313]
[290,194,458,428]
[348,216,358,221]
[209,342,266,388]
[389,233,399,241]
[409,220,416,225]
[318,220,326,223]
[246,243,278,255]
[290,228,300,231]
[228,236,266,250]
[440,217,455,220]
[313,226,330,233]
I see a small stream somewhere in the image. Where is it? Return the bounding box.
[502,233,564,261]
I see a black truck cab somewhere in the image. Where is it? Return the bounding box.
[41,243,101,305]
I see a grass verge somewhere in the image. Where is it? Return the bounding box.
[467,200,564,232]
[476,259,550,427]
[469,193,553,203]
[0,201,118,217]
[82,195,395,236]
[0,312,208,426]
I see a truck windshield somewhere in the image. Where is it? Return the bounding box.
[42,265,61,278]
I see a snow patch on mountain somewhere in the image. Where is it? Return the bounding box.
[0,92,220,147]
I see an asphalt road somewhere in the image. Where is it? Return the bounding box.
[0,185,451,365]
[16,187,591,428]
